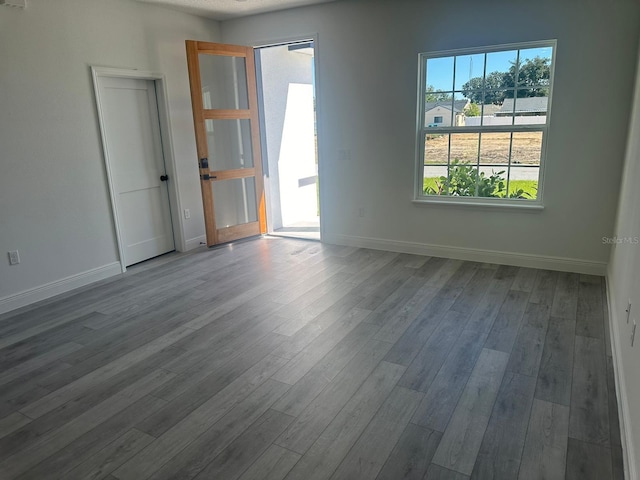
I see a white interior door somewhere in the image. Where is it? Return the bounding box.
[98,77,175,266]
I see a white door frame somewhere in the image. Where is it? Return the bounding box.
[91,66,183,272]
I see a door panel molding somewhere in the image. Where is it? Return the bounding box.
[203,110,251,120]
[217,222,261,244]
[210,168,256,181]
[186,40,267,246]
[91,66,180,271]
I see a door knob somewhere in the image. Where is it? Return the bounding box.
[160,175,169,182]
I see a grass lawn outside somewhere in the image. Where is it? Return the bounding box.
[423,177,538,199]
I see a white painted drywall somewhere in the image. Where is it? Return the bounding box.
[221,0,640,268]
[0,0,219,304]
[608,37,640,480]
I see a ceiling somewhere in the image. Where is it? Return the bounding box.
[134,0,337,20]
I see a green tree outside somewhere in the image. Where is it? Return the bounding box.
[461,56,550,104]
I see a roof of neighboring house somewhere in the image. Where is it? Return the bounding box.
[480,104,502,116]
[498,96,548,114]
[425,99,469,113]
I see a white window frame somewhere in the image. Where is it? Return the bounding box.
[434,115,444,124]
[414,40,557,209]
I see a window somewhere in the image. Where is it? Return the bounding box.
[416,41,555,205]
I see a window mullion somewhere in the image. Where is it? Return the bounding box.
[451,56,457,126]
[446,133,451,195]
[481,52,488,125]
[511,50,521,125]
[475,132,482,197]
[506,131,514,196]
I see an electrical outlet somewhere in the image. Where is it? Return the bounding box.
[632,319,637,347]
[184,209,191,219]
[8,250,20,265]
[626,300,632,324]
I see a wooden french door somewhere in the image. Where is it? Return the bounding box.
[186,41,266,246]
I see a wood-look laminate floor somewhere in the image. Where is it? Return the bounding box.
[0,237,623,480]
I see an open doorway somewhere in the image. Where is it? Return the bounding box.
[256,41,320,241]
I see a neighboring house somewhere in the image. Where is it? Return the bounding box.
[425,99,469,126]
[496,96,548,116]
[480,104,501,116]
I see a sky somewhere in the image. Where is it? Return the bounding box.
[426,46,553,93]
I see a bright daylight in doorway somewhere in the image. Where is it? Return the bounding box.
[257,41,320,240]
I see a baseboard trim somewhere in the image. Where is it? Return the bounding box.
[0,262,122,315]
[605,273,635,480]
[323,233,607,275]
[185,235,206,251]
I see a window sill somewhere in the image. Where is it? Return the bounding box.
[413,197,545,211]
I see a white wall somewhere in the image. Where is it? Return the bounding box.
[608,37,640,480]
[221,0,640,273]
[0,0,219,311]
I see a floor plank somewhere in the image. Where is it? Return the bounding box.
[535,316,575,405]
[464,265,518,334]
[511,267,538,293]
[16,395,167,480]
[192,409,295,480]
[127,379,291,480]
[274,339,393,454]
[551,272,579,320]
[376,423,442,480]
[470,372,536,479]
[425,464,470,479]
[576,276,605,339]
[64,428,155,480]
[136,351,288,437]
[411,329,487,432]
[518,399,569,480]
[566,437,613,480]
[0,412,31,441]
[529,270,558,306]
[484,290,530,353]
[507,303,550,377]
[569,335,610,445]
[282,361,405,480]
[237,444,300,480]
[397,310,467,392]
[329,386,422,480]
[431,348,509,476]
[114,367,288,480]
[2,369,174,479]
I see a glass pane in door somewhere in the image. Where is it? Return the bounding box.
[199,54,249,110]
[205,119,254,170]
[212,177,258,228]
